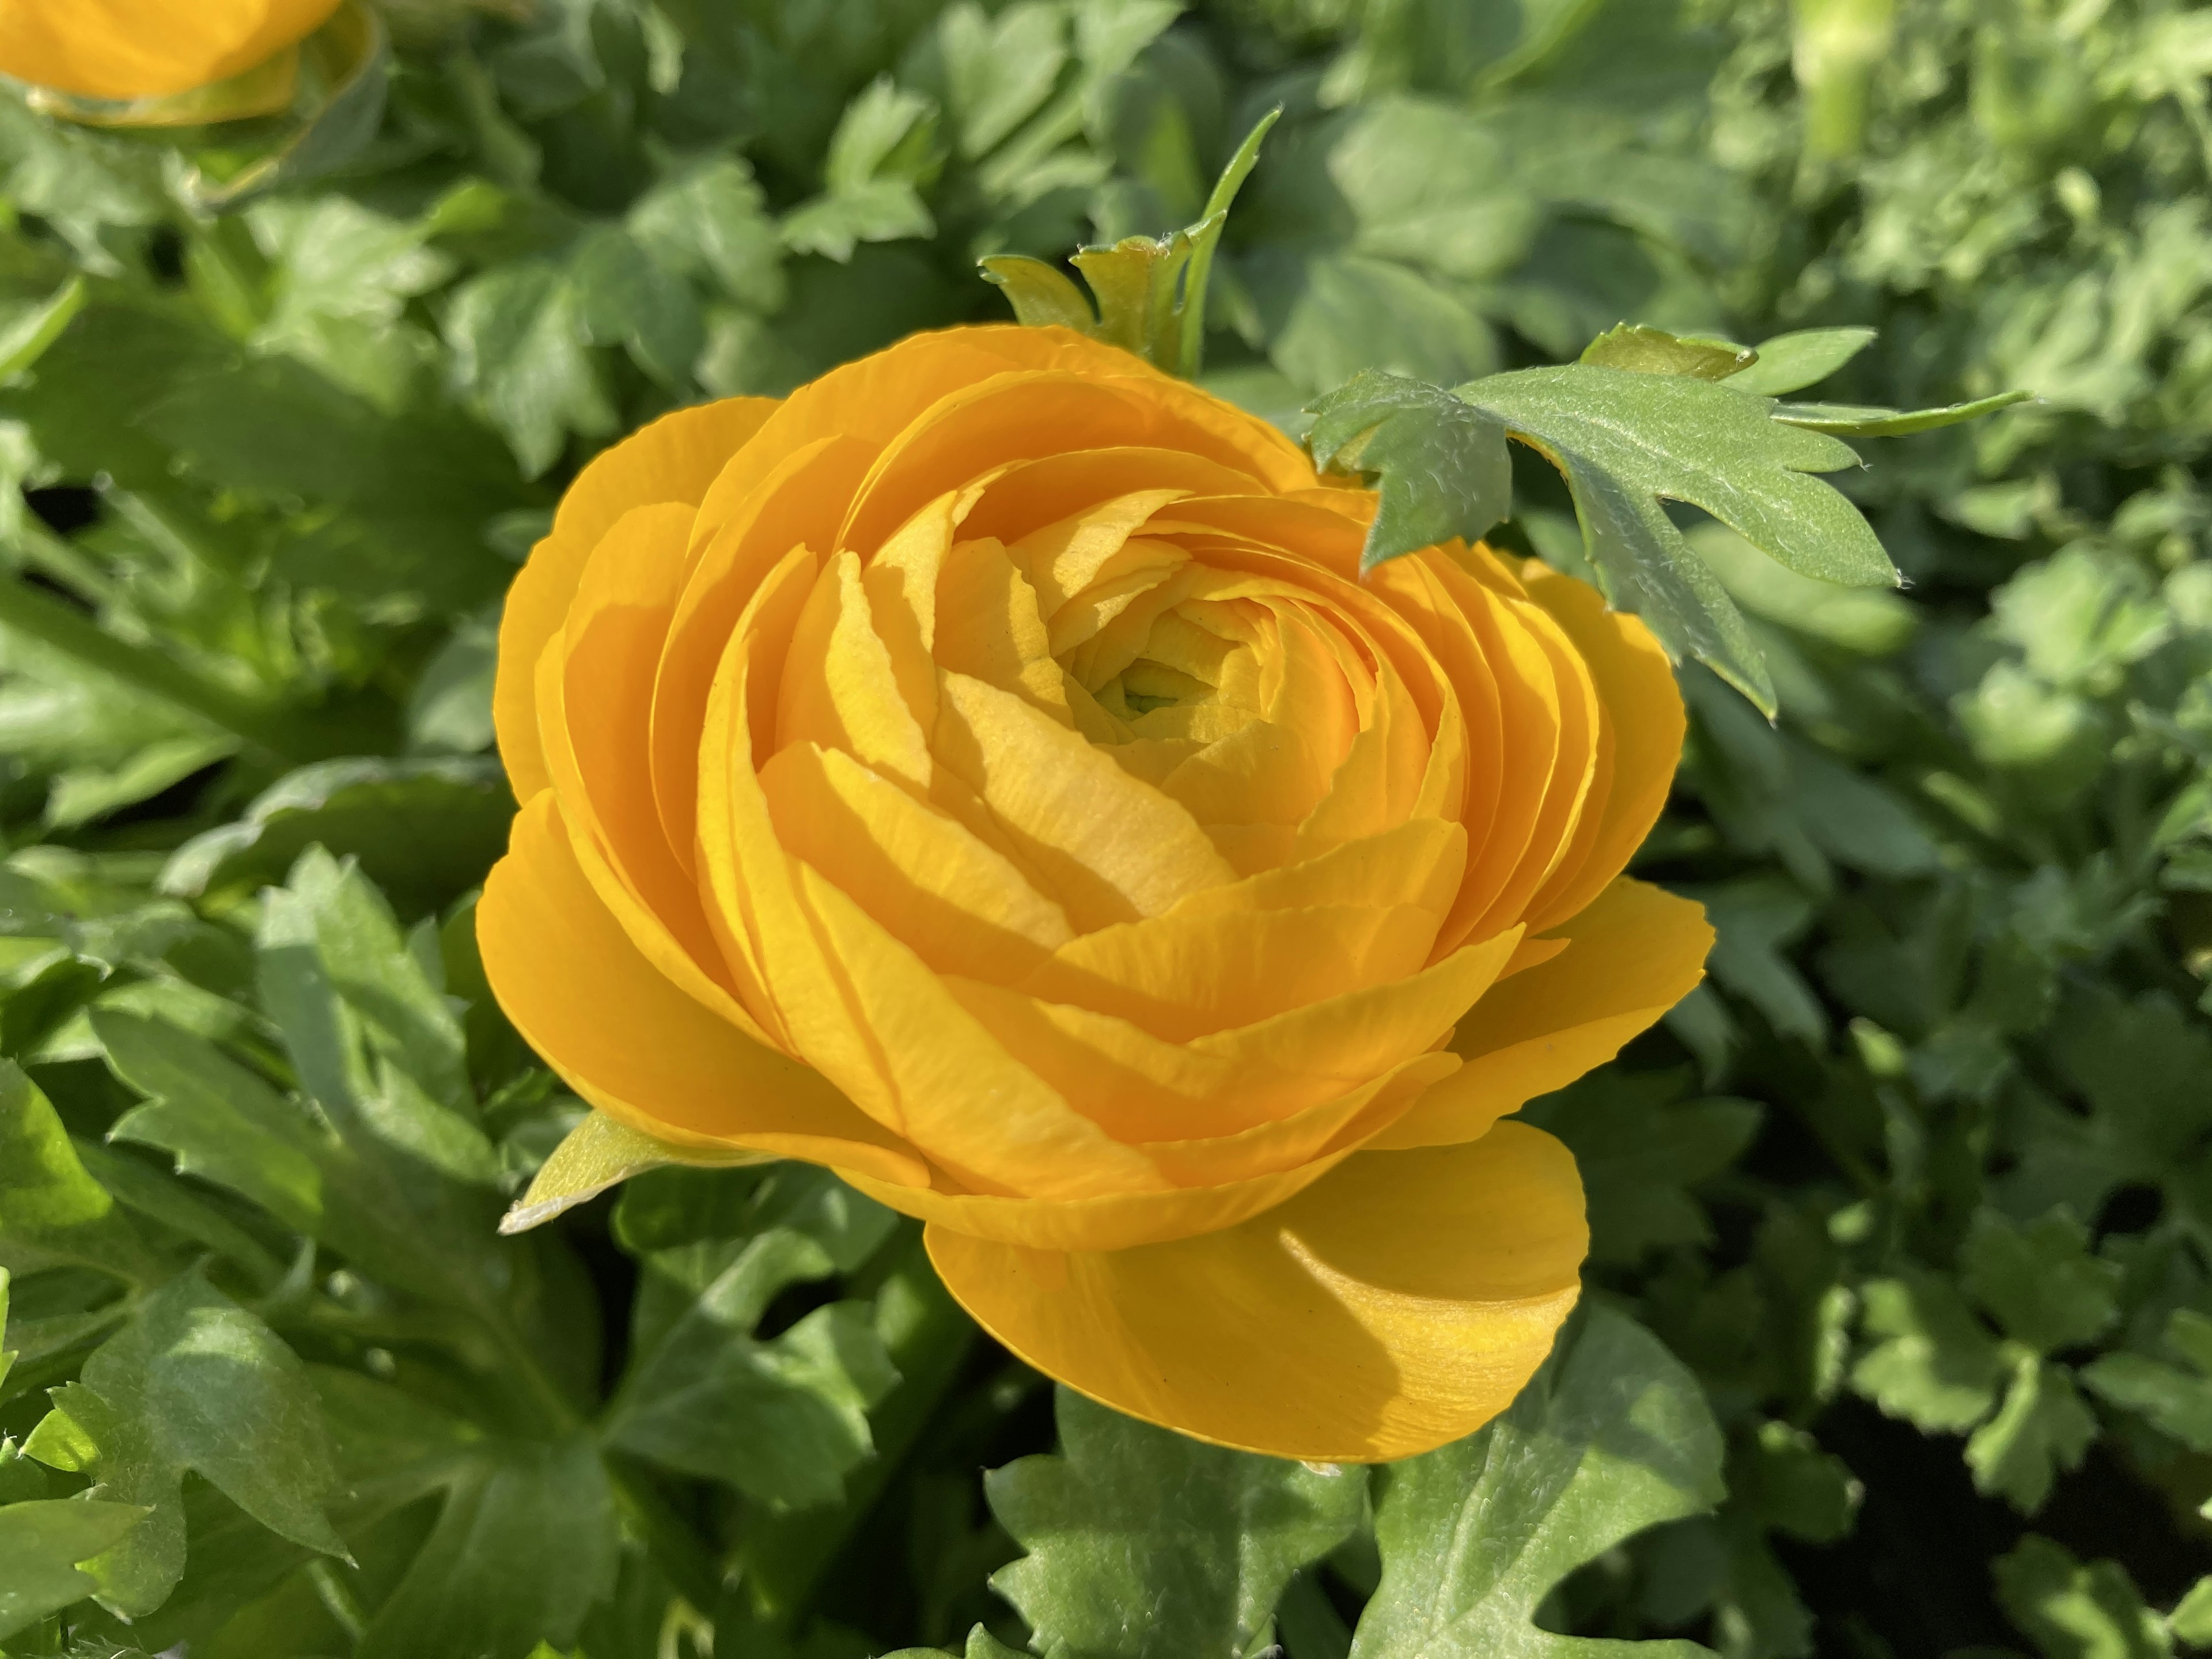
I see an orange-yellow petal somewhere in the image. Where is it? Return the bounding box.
[841,1142,1349,1253]
[479,791,929,1186]
[1517,562,1686,933]
[498,398,778,802]
[1370,877,1713,1151]
[925,1122,1586,1461]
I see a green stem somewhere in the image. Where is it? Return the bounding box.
[0,573,309,762]
[476,1302,726,1615]
[605,1452,726,1616]
[308,1558,371,1642]
[734,1233,978,1629]
[14,520,121,609]
[469,1313,724,1618]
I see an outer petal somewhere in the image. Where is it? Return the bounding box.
[1517,562,1686,934]
[1369,878,1713,1151]
[496,397,778,802]
[0,0,339,101]
[926,1123,1586,1461]
[480,791,929,1187]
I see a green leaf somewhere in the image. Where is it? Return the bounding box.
[70,1137,289,1289]
[23,1271,347,1619]
[881,1628,1032,1659]
[1965,1353,2098,1514]
[987,1387,1367,1659]
[0,1498,151,1641]
[918,0,1070,161]
[500,1111,772,1236]
[1677,873,1828,1044]
[1235,99,1533,391]
[407,612,501,757]
[0,1266,12,1396]
[1688,520,1919,654]
[783,77,940,261]
[2041,988,2212,1201]
[1349,1304,1725,1659]
[1305,369,1511,570]
[2080,1310,2212,1454]
[1580,322,1757,380]
[1459,365,1897,707]
[1961,1209,2121,1355]
[101,857,513,1316]
[1723,327,1877,396]
[0,1059,161,1284]
[251,864,499,1196]
[1517,1070,1762,1266]
[444,260,618,478]
[570,227,706,389]
[1730,1421,1861,1544]
[353,1434,619,1659]
[2171,1578,2212,1647]
[605,1225,897,1507]
[1850,1270,2005,1434]
[257,848,474,1124]
[614,1164,899,1272]
[1771,389,2034,435]
[630,157,787,312]
[1994,1536,2172,1659]
[1174,104,1282,380]
[158,756,517,922]
[96,1007,330,1237]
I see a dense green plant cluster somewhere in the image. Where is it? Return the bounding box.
[1,0,2209,1655]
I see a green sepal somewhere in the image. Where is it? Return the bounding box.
[975,256,1097,334]
[980,106,1279,377]
[498,1111,775,1236]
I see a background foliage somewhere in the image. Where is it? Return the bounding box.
[2,0,2210,1654]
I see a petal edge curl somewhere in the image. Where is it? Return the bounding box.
[1368,877,1712,1152]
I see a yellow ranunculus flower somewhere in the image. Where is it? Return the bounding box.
[480,324,1713,1461]
[0,0,341,107]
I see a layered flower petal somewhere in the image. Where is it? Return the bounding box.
[480,792,929,1187]
[925,1122,1587,1461]
[498,397,778,802]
